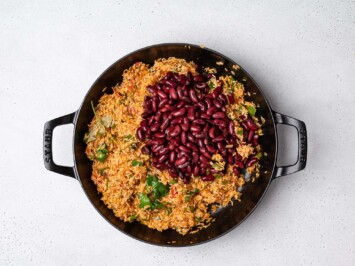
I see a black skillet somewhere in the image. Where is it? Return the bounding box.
[43,43,307,246]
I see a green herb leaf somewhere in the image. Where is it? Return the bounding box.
[147,175,169,200]
[214,174,223,179]
[151,201,167,210]
[132,160,143,167]
[208,82,215,90]
[129,214,137,221]
[169,179,178,185]
[184,189,199,202]
[247,106,256,116]
[123,134,132,142]
[138,193,151,208]
[256,152,263,159]
[195,217,202,222]
[98,167,108,175]
[237,129,244,136]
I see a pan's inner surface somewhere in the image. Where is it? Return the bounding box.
[73,44,276,246]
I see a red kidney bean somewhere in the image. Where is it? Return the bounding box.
[168,142,175,150]
[200,155,210,164]
[181,131,187,144]
[186,142,198,152]
[246,118,258,131]
[152,145,163,153]
[228,121,236,136]
[187,107,195,120]
[166,71,173,79]
[192,152,199,163]
[147,85,155,93]
[195,82,206,90]
[150,122,161,132]
[153,132,165,139]
[241,121,249,130]
[165,80,177,88]
[171,117,182,125]
[148,116,155,126]
[206,107,218,116]
[170,125,181,137]
[247,130,254,143]
[160,118,170,131]
[175,156,187,166]
[213,99,223,109]
[190,125,201,133]
[187,133,195,142]
[208,127,217,138]
[228,155,234,165]
[169,170,179,178]
[181,96,191,104]
[193,75,204,82]
[201,150,211,159]
[176,101,185,108]
[204,98,212,109]
[247,157,258,167]
[195,132,207,139]
[140,119,148,127]
[193,119,206,125]
[212,136,224,143]
[159,147,170,155]
[186,165,192,175]
[193,165,200,176]
[197,139,205,148]
[236,161,245,169]
[157,90,168,99]
[196,101,207,112]
[169,151,177,163]
[181,120,190,132]
[158,154,168,163]
[201,174,215,181]
[169,87,178,100]
[206,145,217,154]
[227,93,235,104]
[217,94,227,105]
[212,112,226,119]
[176,87,184,99]
[158,98,169,108]
[189,89,199,103]
[217,142,225,152]
[233,166,240,175]
[177,161,189,169]
[141,145,150,155]
[212,86,223,98]
[253,134,259,146]
[179,145,191,153]
[171,108,186,117]
[136,127,145,141]
[200,113,211,120]
[213,119,227,128]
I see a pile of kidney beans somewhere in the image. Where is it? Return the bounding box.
[136,71,260,183]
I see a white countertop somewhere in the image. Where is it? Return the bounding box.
[1,1,354,265]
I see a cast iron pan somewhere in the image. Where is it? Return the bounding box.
[43,43,307,246]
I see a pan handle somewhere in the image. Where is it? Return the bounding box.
[272,111,307,179]
[43,112,76,178]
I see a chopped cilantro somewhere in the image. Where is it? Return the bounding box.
[123,134,132,142]
[129,215,137,221]
[132,160,143,166]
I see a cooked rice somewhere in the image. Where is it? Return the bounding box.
[84,58,261,235]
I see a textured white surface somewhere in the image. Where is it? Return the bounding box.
[1,0,354,265]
